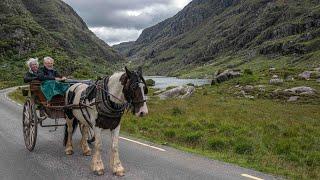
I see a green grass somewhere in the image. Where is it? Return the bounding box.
[120,73,320,180]
[8,87,27,104]
[8,72,320,179]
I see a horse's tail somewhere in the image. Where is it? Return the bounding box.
[63,118,79,146]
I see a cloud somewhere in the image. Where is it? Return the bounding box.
[63,0,192,44]
[90,27,142,45]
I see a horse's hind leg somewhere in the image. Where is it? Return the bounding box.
[110,124,125,176]
[80,123,91,156]
[65,118,74,155]
[91,127,105,175]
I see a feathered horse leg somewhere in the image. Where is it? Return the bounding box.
[91,126,105,175]
[80,123,91,156]
[110,124,125,176]
[64,118,75,155]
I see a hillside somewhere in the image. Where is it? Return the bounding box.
[0,0,123,88]
[114,0,320,77]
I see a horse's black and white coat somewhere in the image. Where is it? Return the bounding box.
[64,67,148,176]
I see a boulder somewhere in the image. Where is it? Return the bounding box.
[255,85,266,92]
[269,77,284,85]
[288,96,299,102]
[298,71,312,80]
[242,85,254,92]
[159,86,195,100]
[214,69,241,84]
[314,67,320,72]
[284,86,316,95]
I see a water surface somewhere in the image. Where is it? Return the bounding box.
[145,76,211,89]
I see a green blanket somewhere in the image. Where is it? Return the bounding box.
[40,80,69,101]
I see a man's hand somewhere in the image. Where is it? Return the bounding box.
[55,77,67,81]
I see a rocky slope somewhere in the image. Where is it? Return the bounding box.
[0,0,123,87]
[114,0,320,76]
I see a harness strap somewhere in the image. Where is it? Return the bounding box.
[79,91,94,129]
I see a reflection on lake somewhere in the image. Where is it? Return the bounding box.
[145,76,211,89]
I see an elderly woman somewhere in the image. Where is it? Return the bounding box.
[39,56,67,81]
[24,58,40,83]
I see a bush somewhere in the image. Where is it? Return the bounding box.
[234,140,254,154]
[145,79,155,86]
[207,138,227,151]
[244,69,253,75]
[182,132,202,144]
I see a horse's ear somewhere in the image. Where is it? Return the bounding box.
[137,66,143,76]
[125,66,132,78]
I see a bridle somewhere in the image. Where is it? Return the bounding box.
[127,81,147,105]
[94,74,148,113]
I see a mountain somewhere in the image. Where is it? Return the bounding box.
[0,0,123,88]
[114,0,320,77]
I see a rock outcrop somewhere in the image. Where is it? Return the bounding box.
[212,69,241,84]
[284,86,316,95]
[159,86,195,100]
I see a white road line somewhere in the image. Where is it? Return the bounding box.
[4,89,165,152]
[241,174,264,180]
[120,136,166,152]
[4,93,22,106]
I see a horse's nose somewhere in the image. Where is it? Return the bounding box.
[139,112,144,117]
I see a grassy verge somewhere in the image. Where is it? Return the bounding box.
[120,72,319,180]
[8,72,320,179]
[8,87,27,104]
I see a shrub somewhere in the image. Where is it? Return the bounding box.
[145,79,155,86]
[234,139,254,154]
[182,132,202,144]
[207,138,227,151]
[244,69,253,75]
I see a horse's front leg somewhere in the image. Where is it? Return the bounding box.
[80,123,91,156]
[110,124,125,176]
[65,118,74,155]
[91,127,105,175]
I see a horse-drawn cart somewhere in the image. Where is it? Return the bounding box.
[22,80,94,151]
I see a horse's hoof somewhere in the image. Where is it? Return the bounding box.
[94,169,104,176]
[83,150,91,156]
[114,171,125,177]
[113,167,125,177]
[65,150,74,155]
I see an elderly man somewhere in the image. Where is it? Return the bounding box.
[24,58,40,83]
[39,56,67,81]
[39,56,69,101]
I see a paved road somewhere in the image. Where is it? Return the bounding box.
[0,88,278,180]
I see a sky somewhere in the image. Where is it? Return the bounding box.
[63,0,192,45]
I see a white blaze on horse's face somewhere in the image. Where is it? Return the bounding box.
[135,82,148,117]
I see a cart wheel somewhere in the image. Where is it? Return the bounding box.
[87,127,95,144]
[22,98,38,151]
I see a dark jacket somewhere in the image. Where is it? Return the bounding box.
[38,66,62,81]
[24,71,40,83]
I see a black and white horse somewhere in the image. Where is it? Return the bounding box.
[63,67,148,176]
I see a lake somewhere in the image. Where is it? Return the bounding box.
[144,76,211,89]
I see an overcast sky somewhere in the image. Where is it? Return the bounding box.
[63,0,192,45]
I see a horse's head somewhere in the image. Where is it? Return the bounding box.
[121,67,148,117]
